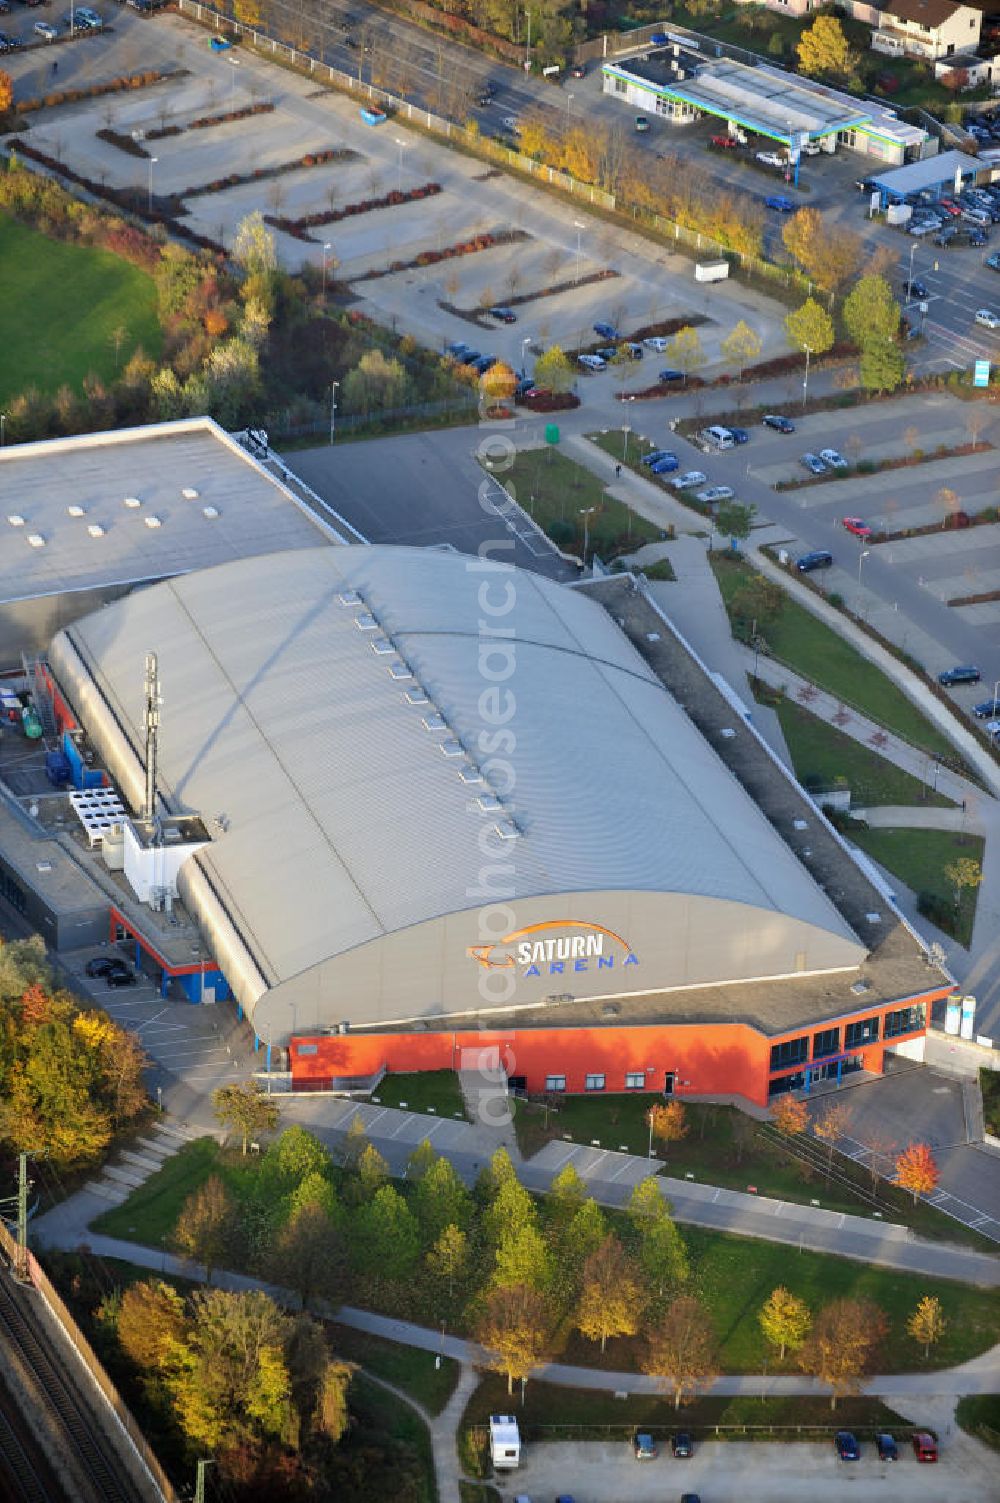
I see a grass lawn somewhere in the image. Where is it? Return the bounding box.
[849,827,984,946]
[510,1095,990,1246]
[348,1374,438,1503]
[771,698,954,809]
[462,1374,913,1439]
[483,448,666,559]
[372,1069,469,1120]
[710,553,956,760]
[982,1069,1000,1138]
[92,1137,223,1248]
[327,1323,459,1415]
[0,212,161,405]
[956,1393,1000,1451]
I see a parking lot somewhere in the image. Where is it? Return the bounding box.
[507,1431,998,1502]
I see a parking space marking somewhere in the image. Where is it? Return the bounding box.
[389,1112,417,1139]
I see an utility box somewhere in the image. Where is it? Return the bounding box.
[886,202,911,225]
[695,260,729,282]
[489,1414,521,1470]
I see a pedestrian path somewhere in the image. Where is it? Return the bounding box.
[80,1118,194,1208]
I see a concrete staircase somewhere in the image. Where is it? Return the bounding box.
[81,1119,194,1206]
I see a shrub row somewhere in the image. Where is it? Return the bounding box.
[16,70,169,114]
[184,146,354,200]
[356,228,529,282]
[96,128,151,159]
[265,182,443,240]
[147,101,275,138]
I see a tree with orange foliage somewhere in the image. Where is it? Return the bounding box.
[648,1100,688,1152]
[770,1095,808,1137]
[0,71,13,118]
[895,1142,939,1203]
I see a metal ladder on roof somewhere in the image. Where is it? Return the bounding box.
[20,654,57,739]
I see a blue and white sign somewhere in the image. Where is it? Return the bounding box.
[974,359,991,388]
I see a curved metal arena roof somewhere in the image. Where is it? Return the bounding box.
[49,546,865,1035]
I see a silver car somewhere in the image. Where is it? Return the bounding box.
[696,485,735,504]
[672,470,707,490]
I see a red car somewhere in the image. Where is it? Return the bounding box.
[842,516,871,537]
[911,1431,938,1463]
[710,134,740,148]
[939,199,961,216]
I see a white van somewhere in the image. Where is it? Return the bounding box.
[701,425,736,451]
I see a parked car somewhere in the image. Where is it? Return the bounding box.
[973,698,1000,717]
[763,413,795,433]
[641,449,676,467]
[841,516,871,537]
[821,449,848,470]
[672,471,707,490]
[34,19,58,37]
[710,133,740,148]
[570,62,586,77]
[796,550,832,572]
[513,378,535,400]
[903,278,929,300]
[835,1431,861,1461]
[695,485,734,504]
[446,342,473,358]
[632,1432,658,1460]
[85,956,121,978]
[911,1431,938,1463]
[107,966,136,988]
[800,452,828,475]
[644,335,670,352]
[657,368,685,383]
[593,321,618,339]
[728,427,749,444]
[755,149,785,168]
[578,353,605,371]
[671,1432,694,1457]
[488,306,516,323]
[970,229,990,247]
[765,195,795,212]
[876,1433,899,1462]
[623,342,644,360]
[938,665,981,686]
[595,346,618,363]
[986,252,1000,272]
[976,308,1000,329]
[649,454,679,474]
[471,355,497,374]
[458,350,481,366]
[634,115,650,132]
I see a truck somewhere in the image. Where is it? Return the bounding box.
[489,1414,521,1470]
[695,260,729,283]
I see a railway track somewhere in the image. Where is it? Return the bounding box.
[0,1385,55,1503]
[0,1272,144,1503]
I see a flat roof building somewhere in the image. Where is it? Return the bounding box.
[0,417,349,662]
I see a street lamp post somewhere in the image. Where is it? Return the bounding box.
[908,238,917,292]
[393,135,408,195]
[0,413,6,447]
[579,505,596,565]
[329,380,339,445]
[573,219,585,284]
[147,156,158,216]
[622,423,631,463]
[322,241,332,300]
[565,91,574,120]
[858,547,870,588]
[520,335,532,378]
[525,7,531,69]
[229,54,240,109]
[801,343,811,409]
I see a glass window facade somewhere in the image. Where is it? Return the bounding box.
[585,1073,606,1091]
[625,1072,645,1089]
[770,1036,808,1072]
[545,1075,566,1092]
[812,1026,841,1060]
[884,1003,926,1038]
[845,1015,880,1048]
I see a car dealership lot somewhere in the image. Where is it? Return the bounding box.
[511,1433,997,1502]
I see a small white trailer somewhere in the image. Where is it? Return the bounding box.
[489,1413,521,1469]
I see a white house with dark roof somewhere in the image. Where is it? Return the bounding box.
[873,0,982,59]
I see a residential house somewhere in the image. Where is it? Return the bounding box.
[872,0,982,60]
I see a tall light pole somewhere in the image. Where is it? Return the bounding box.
[1,413,6,447]
[520,335,532,377]
[908,238,917,292]
[801,343,811,409]
[393,135,408,194]
[525,7,531,69]
[228,54,240,110]
[858,547,870,588]
[322,241,332,300]
[329,380,339,445]
[573,219,585,284]
[147,155,157,215]
[565,91,574,121]
[579,505,596,565]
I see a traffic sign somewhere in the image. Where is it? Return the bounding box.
[974,359,991,388]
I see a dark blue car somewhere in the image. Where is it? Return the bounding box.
[765,195,795,212]
[835,1430,860,1461]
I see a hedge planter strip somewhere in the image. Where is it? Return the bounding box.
[265,182,443,242]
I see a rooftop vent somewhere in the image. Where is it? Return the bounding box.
[8,515,25,527]
[144,515,162,529]
[370,636,395,656]
[422,712,447,732]
[36,860,53,874]
[27,534,45,548]
[457,763,483,784]
[850,978,874,995]
[124,496,141,509]
[865,912,883,925]
[355,612,379,632]
[87,524,105,538]
[203,506,220,519]
[601,1002,620,1018]
[720,727,737,739]
[182,487,199,499]
[67,505,85,518]
[440,738,465,758]
[339,590,363,607]
[477,792,502,812]
[388,661,412,681]
[793,818,809,831]
[405,685,429,705]
[494,819,520,841]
